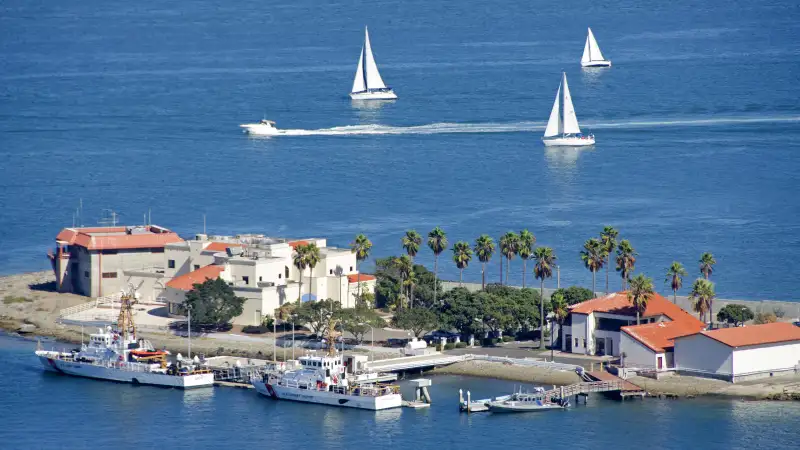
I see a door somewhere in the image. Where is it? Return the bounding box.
[596,338,606,356]
[657,356,663,370]
[565,334,572,352]
[607,338,613,356]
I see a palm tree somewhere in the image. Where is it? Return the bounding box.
[533,246,556,349]
[600,226,619,293]
[699,252,716,280]
[403,269,417,310]
[580,238,605,295]
[394,255,413,308]
[474,235,495,290]
[350,234,372,302]
[499,232,519,285]
[627,274,654,325]
[689,278,715,326]
[427,227,448,305]
[550,292,569,361]
[402,230,422,261]
[665,261,687,303]
[452,241,473,285]
[304,243,321,301]
[615,239,637,290]
[292,244,308,303]
[518,229,535,288]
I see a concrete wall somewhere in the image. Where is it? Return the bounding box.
[732,341,800,378]
[674,334,733,378]
[620,332,658,369]
[570,314,589,354]
[122,270,165,303]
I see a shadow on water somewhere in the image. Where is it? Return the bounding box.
[544,145,594,170]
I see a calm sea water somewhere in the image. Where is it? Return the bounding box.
[1,0,799,299]
[1,334,798,449]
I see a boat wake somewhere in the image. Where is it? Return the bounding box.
[275,115,800,137]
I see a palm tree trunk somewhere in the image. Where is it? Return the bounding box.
[433,254,439,306]
[605,258,609,293]
[459,269,463,286]
[710,298,714,329]
[522,260,527,288]
[592,270,596,296]
[481,262,486,290]
[636,310,641,326]
[539,280,545,349]
[506,257,510,286]
[673,290,677,304]
[500,258,503,285]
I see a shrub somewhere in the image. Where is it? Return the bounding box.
[501,335,515,342]
[455,342,468,348]
[753,312,777,324]
[443,343,456,350]
[242,325,271,334]
[3,295,31,305]
[482,337,499,347]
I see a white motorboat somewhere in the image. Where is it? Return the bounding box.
[581,27,611,67]
[488,390,569,413]
[35,288,214,389]
[350,27,397,100]
[542,72,595,147]
[252,354,402,410]
[240,119,281,136]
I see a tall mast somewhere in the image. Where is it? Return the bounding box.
[561,73,566,135]
[361,44,368,90]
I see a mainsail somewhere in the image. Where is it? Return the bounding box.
[352,27,387,93]
[581,28,605,63]
[544,73,581,137]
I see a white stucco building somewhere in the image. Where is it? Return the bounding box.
[672,322,800,382]
[619,320,705,371]
[561,291,704,357]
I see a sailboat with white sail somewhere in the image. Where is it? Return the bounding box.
[581,28,611,67]
[542,72,595,147]
[350,27,397,100]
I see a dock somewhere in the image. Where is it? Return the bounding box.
[582,371,646,400]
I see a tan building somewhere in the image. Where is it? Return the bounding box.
[48,225,183,299]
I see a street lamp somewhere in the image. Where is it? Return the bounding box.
[556,265,561,289]
[358,322,375,362]
[186,304,192,360]
[290,313,297,360]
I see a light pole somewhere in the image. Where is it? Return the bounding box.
[186,304,192,360]
[358,322,375,362]
[556,265,561,289]
[291,313,297,360]
[273,312,277,363]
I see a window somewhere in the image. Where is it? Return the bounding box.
[84,271,90,278]
[574,338,578,348]
[259,276,263,282]
[194,265,200,271]
[329,269,333,275]
[278,274,282,279]
[168,260,175,269]
[243,276,249,285]
[349,266,353,271]
[102,272,117,279]
[151,247,165,253]
[582,339,586,348]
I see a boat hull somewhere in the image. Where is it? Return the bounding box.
[489,403,565,413]
[252,380,402,410]
[581,60,612,67]
[240,124,280,136]
[37,352,215,389]
[350,90,398,100]
[542,135,596,147]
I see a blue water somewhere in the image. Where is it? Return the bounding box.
[1,0,799,299]
[1,334,798,449]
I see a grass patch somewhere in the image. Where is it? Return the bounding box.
[3,295,32,305]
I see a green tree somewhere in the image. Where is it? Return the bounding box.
[615,239,637,290]
[294,298,342,336]
[304,243,321,301]
[391,307,438,337]
[533,246,556,349]
[402,230,422,260]
[753,312,777,325]
[716,304,754,327]
[427,227,448,306]
[439,287,484,337]
[351,234,373,301]
[518,229,536,288]
[689,278,715,325]
[580,238,605,295]
[550,292,569,359]
[353,284,375,309]
[499,231,519,285]
[183,278,246,326]
[480,292,515,336]
[452,241,473,285]
[600,226,619,293]
[292,244,309,302]
[665,261,687,303]
[552,286,595,305]
[627,274,654,325]
[699,252,716,280]
[474,235,495,290]
[341,307,386,344]
[393,255,413,309]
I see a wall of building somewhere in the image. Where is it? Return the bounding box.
[593,329,621,356]
[570,314,589,354]
[122,270,165,303]
[620,332,658,369]
[674,334,733,378]
[732,341,800,378]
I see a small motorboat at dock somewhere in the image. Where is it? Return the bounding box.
[488,389,569,413]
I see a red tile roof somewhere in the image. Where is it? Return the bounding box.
[56,226,183,251]
[203,242,243,253]
[570,292,704,327]
[288,240,309,249]
[622,320,707,353]
[675,322,800,348]
[166,265,225,291]
[347,274,376,283]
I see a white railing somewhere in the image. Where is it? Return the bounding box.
[58,292,122,320]
[365,353,582,373]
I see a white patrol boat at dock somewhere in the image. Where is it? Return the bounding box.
[35,288,214,389]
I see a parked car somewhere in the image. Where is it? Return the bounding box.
[387,338,410,348]
[423,330,460,344]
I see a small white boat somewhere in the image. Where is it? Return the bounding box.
[240,119,281,136]
[350,27,397,100]
[581,27,611,68]
[542,72,595,147]
[488,390,568,413]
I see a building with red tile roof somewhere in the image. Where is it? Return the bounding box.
[165,265,225,291]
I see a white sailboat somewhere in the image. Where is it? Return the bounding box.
[581,28,611,67]
[350,27,397,100]
[542,72,595,147]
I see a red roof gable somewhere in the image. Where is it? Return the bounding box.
[347,274,375,283]
[570,292,704,327]
[288,240,309,249]
[622,320,707,353]
[166,265,225,291]
[203,242,243,253]
[675,322,800,348]
[55,226,182,251]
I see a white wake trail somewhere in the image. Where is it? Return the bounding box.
[274,115,800,137]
